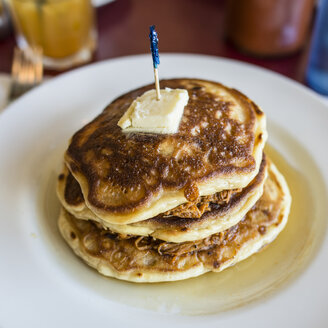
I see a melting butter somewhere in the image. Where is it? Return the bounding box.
[118,88,189,134]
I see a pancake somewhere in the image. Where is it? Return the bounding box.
[58,155,268,242]
[64,79,267,225]
[58,159,291,283]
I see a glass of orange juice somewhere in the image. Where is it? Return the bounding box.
[6,0,97,70]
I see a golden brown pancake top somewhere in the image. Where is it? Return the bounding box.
[65,79,264,213]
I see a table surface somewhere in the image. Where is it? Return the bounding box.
[0,0,311,83]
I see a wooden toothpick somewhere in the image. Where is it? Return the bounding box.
[149,25,161,100]
[154,67,161,100]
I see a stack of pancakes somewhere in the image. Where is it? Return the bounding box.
[57,79,291,283]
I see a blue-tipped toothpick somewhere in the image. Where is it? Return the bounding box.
[149,25,161,100]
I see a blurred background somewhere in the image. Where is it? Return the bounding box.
[0,0,327,101]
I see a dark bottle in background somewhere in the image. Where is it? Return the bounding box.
[226,0,315,57]
[306,0,328,95]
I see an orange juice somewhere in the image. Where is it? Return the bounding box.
[8,0,95,59]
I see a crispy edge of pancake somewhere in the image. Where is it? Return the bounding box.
[57,160,291,283]
[57,157,267,242]
[64,80,268,225]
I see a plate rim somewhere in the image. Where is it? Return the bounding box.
[0,53,327,327]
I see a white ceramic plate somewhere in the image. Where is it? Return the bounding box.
[0,54,327,328]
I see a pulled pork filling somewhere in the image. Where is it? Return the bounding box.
[133,232,226,256]
[162,188,241,219]
[90,222,240,258]
[85,187,244,258]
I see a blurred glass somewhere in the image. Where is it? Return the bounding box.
[6,0,97,70]
[306,0,328,95]
[226,0,315,57]
[0,0,11,40]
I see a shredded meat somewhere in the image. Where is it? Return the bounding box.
[163,188,242,218]
[123,232,222,256]
[77,188,280,261]
[83,188,243,258]
[94,224,238,257]
[156,233,224,256]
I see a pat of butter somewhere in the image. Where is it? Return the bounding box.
[118,88,189,134]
